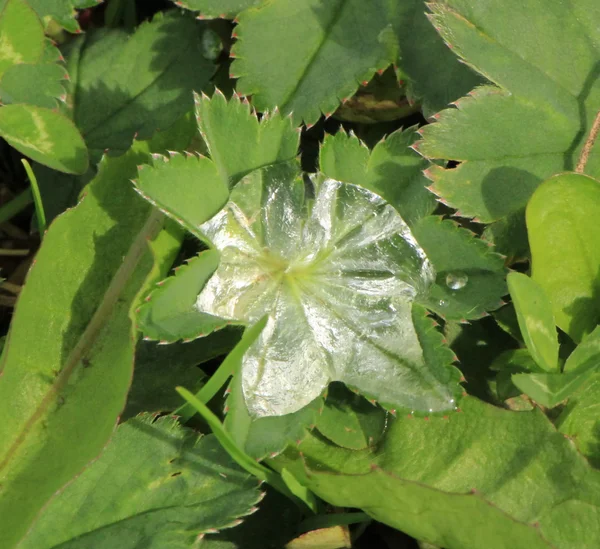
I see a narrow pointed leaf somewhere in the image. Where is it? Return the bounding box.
[507,272,558,372]
[527,173,600,343]
[0,142,168,548]
[19,415,263,549]
[195,162,460,417]
[0,104,88,174]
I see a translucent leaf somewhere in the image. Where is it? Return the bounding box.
[19,415,263,549]
[419,0,600,257]
[195,162,460,417]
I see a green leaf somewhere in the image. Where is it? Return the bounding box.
[0,142,169,548]
[24,0,99,33]
[319,127,436,226]
[134,153,230,240]
[194,90,300,187]
[0,0,44,79]
[123,329,240,420]
[175,0,262,18]
[419,0,600,257]
[507,272,558,372]
[412,216,507,320]
[231,0,477,124]
[0,62,66,107]
[66,12,216,156]
[512,362,599,409]
[225,370,323,460]
[0,104,88,174]
[137,251,232,343]
[527,173,600,343]
[194,162,460,417]
[316,382,387,450]
[276,396,600,549]
[19,414,263,549]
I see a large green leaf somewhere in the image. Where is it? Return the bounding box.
[527,173,600,343]
[0,104,88,173]
[19,414,263,549]
[193,162,460,417]
[276,396,600,549]
[319,127,436,227]
[0,142,171,548]
[507,272,558,372]
[0,0,44,79]
[419,0,600,257]
[412,216,506,320]
[65,11,216,156]
[0,62,67,108]
[230,0,477,124]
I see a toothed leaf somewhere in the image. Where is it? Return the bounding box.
[23,0,100,33]
[134,153,230,238]
[527,173,600,343]
[412,216,506,320]
[316,382,387,450]
[225,370,323,461]
[0,0,44,79]
[230,0,478,125]
[419,0,600,257]
[0,104,88,174]
[19,414,263,549]
[137,251,233,343]
[0,63,66,108]
[66,11,216,156]
[275,396,600,549]
[174,0,262,18]
[194,161,460,418]
[320,128,436,226]
[194,90,299,187]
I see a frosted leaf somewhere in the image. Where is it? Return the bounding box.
[196,163,455,417]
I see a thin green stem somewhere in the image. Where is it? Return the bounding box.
[174,316,267,422]
[21,159,46,236]
[176,387,317,513]
[0,189,32,226]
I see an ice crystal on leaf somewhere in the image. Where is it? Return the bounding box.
[195,163,457,417]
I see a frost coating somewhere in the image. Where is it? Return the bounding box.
[196,165,452,417]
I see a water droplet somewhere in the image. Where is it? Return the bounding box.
[446,272,468,290]
[439,299,447,307]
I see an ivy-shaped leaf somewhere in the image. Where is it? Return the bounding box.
[19,414,263,549]
[64,11,217,156]
[419,0,600,257]
[229,0,477,124]
[319,127,436,227]
[193,163,460,417]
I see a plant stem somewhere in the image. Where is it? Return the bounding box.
[21,159,46,237]
[576,110,600,174]
[0,189,32,226]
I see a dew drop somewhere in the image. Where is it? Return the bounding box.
[439,299,447,307]
[446,271,468,290]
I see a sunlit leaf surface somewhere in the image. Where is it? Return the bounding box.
[196,164,458,417]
